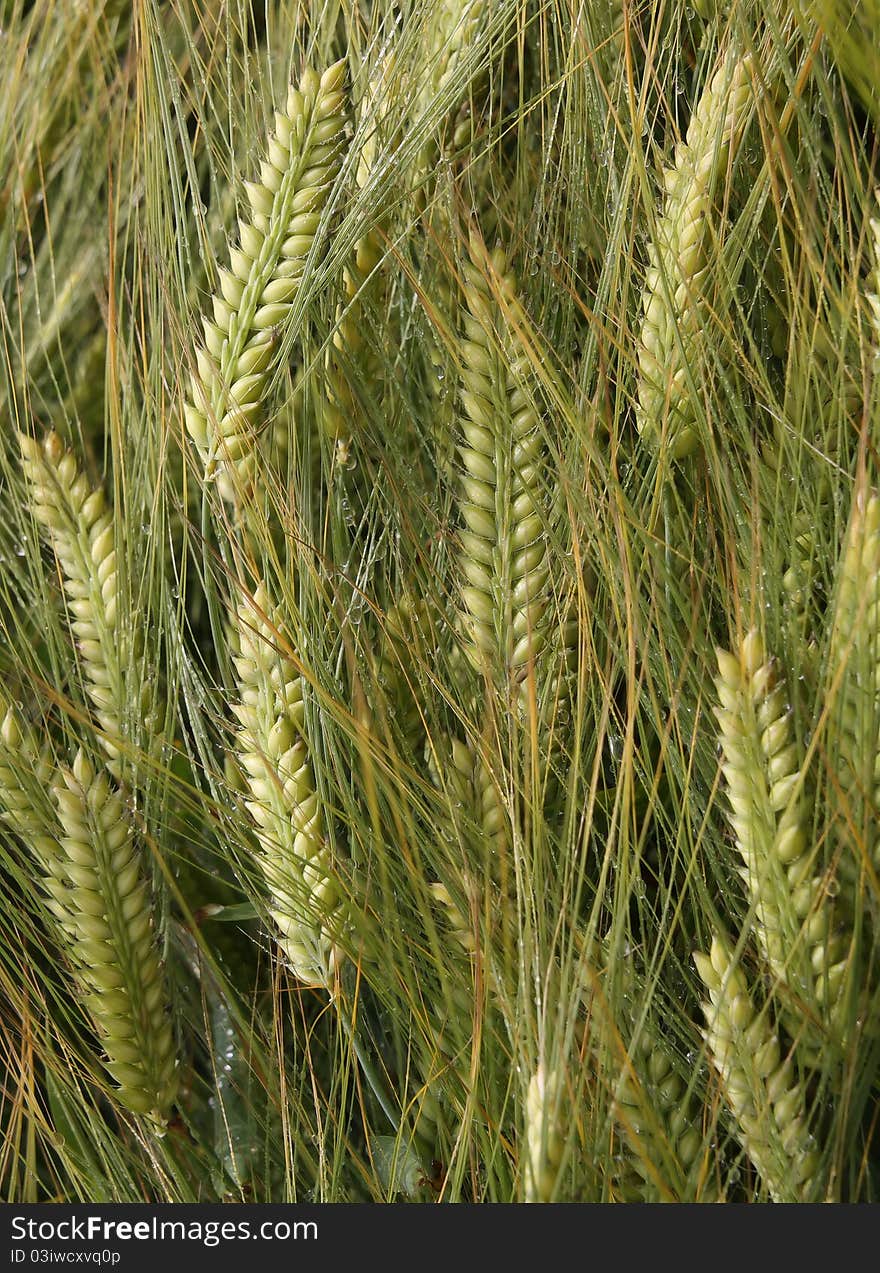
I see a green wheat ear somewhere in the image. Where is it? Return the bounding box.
[715,631,854,1039]
[456,235,551,689]
[184,61,348,502]
[826,491,880,879]
[430,735,512,966]
[524,1064,564,1202]
[0,698,72,934]
[322,59,392,449]
[230,583,345,986]
[18,430,152,775]
[584,957,714,1202]
[867,191,880,349]
[694,934,821,1202]
[364,596,430,759]
[611,1018,717,1202]
[869,193,880,439]
[636,51,754,460]
[52,751,177,1128]
[413,0,488,196]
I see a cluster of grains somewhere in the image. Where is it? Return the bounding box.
[50,751,177,1125]
[0,698,67,929]
[184,63,348,501]
[781,502,827,674]
[583,960,712,1201]
[636,52,753,459]
[415,0,487,174]
[429,879,475,953]
[868,191,880,350]
[17,431,137,771]
[368,597,429,756]
[230,584,343,985]
[524,1064,564,1202]
[436,737,509,888]
[3,723,179,1127]
[827,492,880,881]
[322,62,391,447]
[611,1023,715,1201]
[457,238,550,687]
[429,736,511,980]
[715,630,852,1031]
[424,267,458,477]
[694,935,819,1202]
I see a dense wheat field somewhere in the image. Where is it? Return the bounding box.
[1,0,879,1202]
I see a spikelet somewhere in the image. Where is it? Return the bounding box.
[457,238,550,687]
[52,751,177,1126]
[715,631,853,1036]
[694,935,820,1202]
[826,492,880,877]
[17,431,144,772]
[524,1064,564,1202]
[636,52,754,459]
[230,583,344,986]
[184,62,348,500]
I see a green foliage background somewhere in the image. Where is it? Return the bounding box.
[1,0,878,1201]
